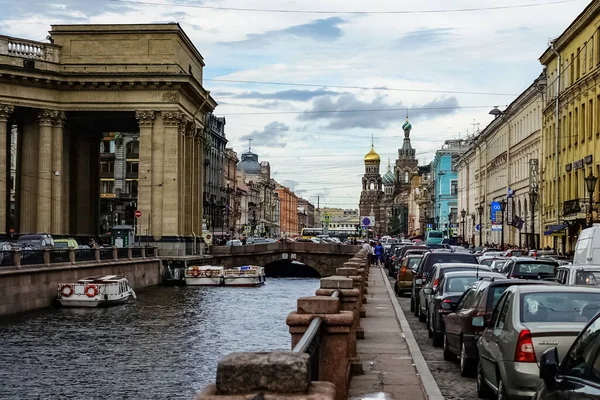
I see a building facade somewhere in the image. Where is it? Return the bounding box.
[275,185,299,237]
[203,114,227,237]
[540,1,600,253]
[297,198,316,229]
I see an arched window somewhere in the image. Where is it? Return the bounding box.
[369,182,375,191]
[404,171,409,183]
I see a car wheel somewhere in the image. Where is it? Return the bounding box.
[432,316,443,347]
[459,340,476,377]
[410,295,415,312]
[443,333,455,361]
[477,363,493,399]
[418,304,426,322]
[497,378,508,400]
[426,310,432,333]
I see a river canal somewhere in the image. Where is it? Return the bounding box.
[0,278,319,399]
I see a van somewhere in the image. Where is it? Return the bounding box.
[574,226,600,264]
[425,230,444,246]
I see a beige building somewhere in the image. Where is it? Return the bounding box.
[0,24,216,255]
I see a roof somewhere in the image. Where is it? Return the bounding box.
[364,145,380,163]
[238,151,261,174]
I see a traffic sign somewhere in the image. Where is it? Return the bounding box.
[134,209,142,218]
[476,224,481,231]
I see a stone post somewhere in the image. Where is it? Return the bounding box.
[127,246,133,259]
[68,247,76,264]
[135,111,155,240]
[37,110,55,234]
[315,276,362,374]
[141,247,146,258]
[0,104,13,235]
[336,267,366,337]
[95,247,101,262]
[43,248,51,265]
[112,246,118,260]
[195,352,336,400]
[13,249,20,268]
[51,111,65,234]
[287,296,354,400]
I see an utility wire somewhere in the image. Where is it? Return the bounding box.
[109,0,580,15]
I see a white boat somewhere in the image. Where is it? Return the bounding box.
[57,275,136,307]
[223,266,266,287]
[185,265,224,286]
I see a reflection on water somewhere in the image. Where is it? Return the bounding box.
[0,278,319,399]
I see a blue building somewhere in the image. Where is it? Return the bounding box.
[430,140,468,238]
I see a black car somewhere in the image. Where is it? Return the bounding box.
[411,251,479,316]
[535,312,600,399]
[385,243,406,272]
[500,257,559,279]
[426,270,503,347]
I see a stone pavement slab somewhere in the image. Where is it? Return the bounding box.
[347,267,442,400]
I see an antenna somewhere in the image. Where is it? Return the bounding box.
[371,133,374,147]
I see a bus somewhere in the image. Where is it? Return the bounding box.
[301,228,358,241]
[425,230,444,246]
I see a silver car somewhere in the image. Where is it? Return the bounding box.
[477,285,600,400]
[555,264,600,286]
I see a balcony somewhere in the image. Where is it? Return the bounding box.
[100,171,114,179]
[563,198,588,218]
[0,35,60,63]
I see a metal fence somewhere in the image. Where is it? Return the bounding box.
[50,250,70,264]
[117,248,129,259]
[0,246,157,267]
[20,250,45,265]
[0,250,13,266]
[100,248,114,261]
[292,290,339,381]
[131,247,142,258]
[75,248,96,262]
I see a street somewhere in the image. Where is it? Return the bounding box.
[392,279,477,400]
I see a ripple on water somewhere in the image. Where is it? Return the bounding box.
[0,277,319,399]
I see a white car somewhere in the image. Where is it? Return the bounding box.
[226,240,242,246]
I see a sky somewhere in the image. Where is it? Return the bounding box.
[0,0,591,209]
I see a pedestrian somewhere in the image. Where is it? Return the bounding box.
[241,236,247,245]
[374,242,383,268]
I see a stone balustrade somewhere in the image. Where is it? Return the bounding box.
[196,250,370,400]
[0,35,60,63]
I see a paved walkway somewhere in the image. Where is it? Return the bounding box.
[347,267,443,400]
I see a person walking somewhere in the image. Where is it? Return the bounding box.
[374,242,384,268]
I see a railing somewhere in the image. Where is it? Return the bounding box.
[292,290,339,381]
[0,250,13,267]
[100,248,114,261]
[20,250,45,265]
[117,248,129,259]
[1,35,60,63]
[75,248,96,262]
[50,250,70,263]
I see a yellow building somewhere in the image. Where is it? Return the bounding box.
[540,1,600,252]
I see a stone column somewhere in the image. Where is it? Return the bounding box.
[0,104,13,235]
[37,110,55,233]
[20,118,39,233]
[195,352,336,400]
[136,111,155,238]
[51,112,65,234]
[315,276,362,374]
[151,114,165,240]
[287,296,354,400]
[337,267,365,338]
[161,111,183,238]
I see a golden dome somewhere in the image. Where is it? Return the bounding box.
[364,146,381,163]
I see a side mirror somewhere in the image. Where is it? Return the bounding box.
[411,267,418,274]
[423,288,433,295]
[415,278,423,285]
[491,267,499,273]
[472,316,485,327]
[539,347,559,390]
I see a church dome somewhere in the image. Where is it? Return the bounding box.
[383,169,395,186]
[364,146,380,163]
[402,118,412,132]
[238,150,261,174]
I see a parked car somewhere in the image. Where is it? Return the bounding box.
[573,225,600,265]
[411,251,480,316]
[385,243,406,271]
[426,270,503,347]
[54,238,79,249]
[477,285,600,400]
[478,255,507,267]
[534,312,600,399]
[554,264,600,285]
[418,263,491,327]
[444,278,552,376]
[500,257,559,280]
[503,249,528,257]
[225,240,242,246]
[394,254,423,296]
[390,246,427,277]
[425,230,445,246]
[489,259,508,273]
[17,233,54,248]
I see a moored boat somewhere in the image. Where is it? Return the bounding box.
[57,275,136,307]
[223,266,266,287]
[185,265,224,286]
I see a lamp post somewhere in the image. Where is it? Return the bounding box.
[585,171,598,228]
[461,209,466,245]
[449,212,454,238]
[529,189,538,250]
[500,199,507,250]
[477,205,484,247]
[424,211,429,235]
[435,216,439,230]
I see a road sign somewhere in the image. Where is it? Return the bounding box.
[361,216,373,227]
[476,224,481,231]
[324,213,331,223]
[134,209,142,218]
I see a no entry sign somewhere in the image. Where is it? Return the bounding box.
[134,210,142,218]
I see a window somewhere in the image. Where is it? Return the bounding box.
[100,160,114,174]
[404,171,409,183]
[100,180,114,194]
[450,180,458,196]
[126,161,139,175]
[126,141,139,157]
[521,292,600,323]
[495,292,513,331]
[562,317,600,379]
[100,140,115,154]
[125,180,138,197]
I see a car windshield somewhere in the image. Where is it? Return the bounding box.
[21,240,42,247]
[574,271,600,286]
[428,232,443,238]
[515,262,556,276]
[492,261,507,269]
[521,292,600,323]
[479,259,494,266]
[407,257,421,269]
[54,242,68,248]
[446,276,479,293]
[429,254,478,265]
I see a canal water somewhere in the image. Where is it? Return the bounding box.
[0,278,319,399]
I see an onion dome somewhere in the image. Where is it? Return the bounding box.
[383,160,395,186]
[402,117,412,132]
[364,145,380,163]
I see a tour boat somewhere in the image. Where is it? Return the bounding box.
[57,275,136,307]
[185,265,225,286]
[223,266,266,287]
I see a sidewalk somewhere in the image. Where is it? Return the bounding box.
[347,267,443,400]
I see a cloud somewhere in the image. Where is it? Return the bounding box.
[233,88,342,102]
[221,17,346,47]
[394,28,454,50]
[240,121,290,148]
[297,94,459,130]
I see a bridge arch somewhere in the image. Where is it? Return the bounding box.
[261,260,321,278]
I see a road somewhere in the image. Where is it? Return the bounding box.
[392,278,478,400]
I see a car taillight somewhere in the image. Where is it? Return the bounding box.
[433,278,439,291]
[400,265,406,274]
[440,299,452,312]
[392,256,396,261]
[514,329,536,363]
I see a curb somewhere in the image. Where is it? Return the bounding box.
[378,267,444,400]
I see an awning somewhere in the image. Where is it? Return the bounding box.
[544,224,568,236]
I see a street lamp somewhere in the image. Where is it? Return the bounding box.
[585,171,598,228]
[500,199,507,250]
[461,209,466,245]
[435,216,439,230]
[529,189,538,250]
[477,205,484,247]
